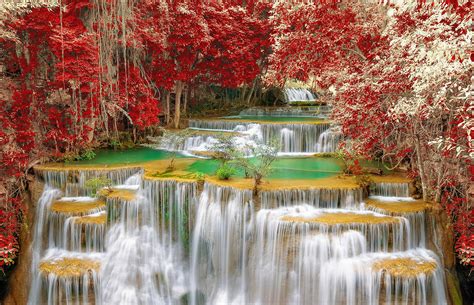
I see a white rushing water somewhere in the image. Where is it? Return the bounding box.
[284,88,317,103]
[29,169,447,305]
[239,106,331,118]
[164,120,340,155]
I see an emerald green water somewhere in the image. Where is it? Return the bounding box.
[70,147,390,180]
[71,147,182,165]
[222,115,326,123]
[186,157,342,179]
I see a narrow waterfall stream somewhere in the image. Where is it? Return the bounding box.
[28,166,448,305]
[284,88,317,103]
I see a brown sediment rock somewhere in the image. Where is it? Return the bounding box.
[74,214,107,225]
[373,257,437,278]
[366,198,432,215]
[39,258,100,278]
[370,174,411,184]
[101,188,136,201]
[50,199,105,215]
[206,175,360,191]
[281,212,399,225]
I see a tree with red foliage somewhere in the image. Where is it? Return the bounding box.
[331,2,473,267]
[265,1,383,90]
[200,2,272,89]
[0,0,161,274]
[265,0,472,269]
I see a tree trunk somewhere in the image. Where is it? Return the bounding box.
[174,81,183,129]
[183,86,188,115]
[434,160,445,203]
[253,174,262,196]
[101,100,109,138]
[241,85,247,102]
[414,134,429,201]
[165,91,171,125]
[246,79,256,105]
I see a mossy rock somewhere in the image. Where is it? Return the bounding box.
[446,271,463,305]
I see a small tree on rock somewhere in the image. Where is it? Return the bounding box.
[233,141,279,194]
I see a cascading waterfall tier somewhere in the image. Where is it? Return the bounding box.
[259,187,363,209]
[105,188,138,224]
[188,119,336,153]
[161,134,220,152]
[190,183,254,305]
[250,205,406,305]
[372,182,410,197]
[37,250,102,305]
[315,127,342,153]
[29,165,447,305]
[284,88,317,103]
[365,196,430,248]
[318,249,446,305]
[239,106,331,118]
[161,126,262,154]
[276,206,410,252]
[47,197,106,251]
[35,167,143,196]
[63,212,107,252]
[100,177,198,305]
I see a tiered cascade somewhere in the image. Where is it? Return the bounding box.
[29,167,447,305]
[184,119,338,154]
[239,106,331,118]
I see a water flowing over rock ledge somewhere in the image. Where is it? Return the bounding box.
[26,164,449,305]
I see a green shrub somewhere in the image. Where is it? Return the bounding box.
[232,140,279,192]
[313,152,336,158]
[194,172,205,184]
[85,176,112,196]
[109,138,121,149]
[79,149,96,160]
[216,164,236,180]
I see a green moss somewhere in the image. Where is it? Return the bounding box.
[446,271,463,305]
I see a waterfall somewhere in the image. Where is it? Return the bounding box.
[239,106,331,118]
[101,178,197,305]
[63,211,106,252]
[280,128,295,152]
[37,249,103,305]
[36,167,143,196]
[190,183,254,305]
[188,120,331,153]
[317,249,446,305]
[315,128,342,153]
[28,186,62,305]
[160,134,219,152]
[284,88,317,103]
[28,166,447,305]
[259,188,363,209]
[372,182,410,197]
[366,196,428,248]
